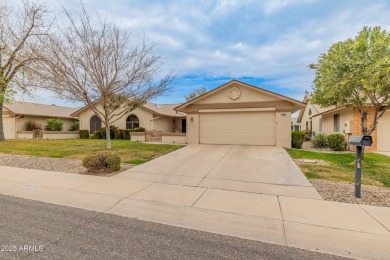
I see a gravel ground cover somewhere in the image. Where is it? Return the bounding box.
[0,153,132,175]
[311,179,390,207]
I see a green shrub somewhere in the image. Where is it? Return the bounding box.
[312,133,328,149]
[25,120,42,131]
[327,133,346,151]
[133,127,145,132]
[93,131,102,139]
[105,154,121,172]
[98,125,118,139]
[123,129,131,140]
[114,129,123,139]
[69,121,80,131]
[45,118,63,131]
[291,131,305,149]
[82,153,121,173]
[79,130,89,139]
[82,153,109,172]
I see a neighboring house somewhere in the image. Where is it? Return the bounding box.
[2,101,79,139]
[175,80,305,147]
[297,94,333,133]
[291,117,301,131]
[298,95,390,152]
[71,102,187,134]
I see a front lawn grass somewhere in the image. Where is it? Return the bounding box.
[287,149,390,187]
[0,139,183,164]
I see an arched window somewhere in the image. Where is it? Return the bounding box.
[126,114,139,130]
[90,115,102,134]
[308,108,312,116]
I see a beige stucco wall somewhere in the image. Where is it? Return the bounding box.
[15,116,76,132]
[300,101,317,131]
[2,116,16,139]
[16,132,33,139]
[312,116,321,134]
[321,108,353,135]
[276,112,291,148]
[199,82,280,104]
[77,104,154,133]
[152,116,175,132]
[3,116,16,139]
[186,114,200,144]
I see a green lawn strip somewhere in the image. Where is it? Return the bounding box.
[287,148,390,187]
[0,139,183,164]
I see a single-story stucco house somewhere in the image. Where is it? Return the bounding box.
[2,101,79,139]
[2,80,305,148]
[297,95,390,152]
[174,80,305,146]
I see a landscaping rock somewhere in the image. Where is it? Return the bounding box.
[0,154,132,175]
[311,179,390,207]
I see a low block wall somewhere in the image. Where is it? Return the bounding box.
[130,132,146,142]
[162,133,186,144]
[17,131,80,139]
[130,132,186,144]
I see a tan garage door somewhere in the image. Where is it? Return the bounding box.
[378,112,390,151]
[199,111,276,145]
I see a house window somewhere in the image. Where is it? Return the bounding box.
[306,121,308,130]
[126,114,139,130]
[334,114,340,132]
[90,115,101,134]
[294,125,300,131]
[308,108,312,116]
[319,118,322,132]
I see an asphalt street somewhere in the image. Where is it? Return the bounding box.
[0,194,348,260]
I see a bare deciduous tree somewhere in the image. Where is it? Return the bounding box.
[0,0,49,141]
[35,5,172,149]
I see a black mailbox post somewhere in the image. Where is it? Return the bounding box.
[349,136,373,198]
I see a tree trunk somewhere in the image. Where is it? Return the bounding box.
[0,103,5,142]
[105,124,112,149]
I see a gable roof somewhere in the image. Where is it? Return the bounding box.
[71,100,186,118]
[4,101,79,119]
[297,95,334,123]
[174,80,306,112]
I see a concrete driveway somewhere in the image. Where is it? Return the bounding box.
[114,145,321,199]
[0,145,389,259]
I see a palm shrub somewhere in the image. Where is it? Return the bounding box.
[45,118,63,131]
[312,133,328,149]
[327,133,346,151]
[291,131,305,149]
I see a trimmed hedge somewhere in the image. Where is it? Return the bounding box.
[133,127,145,132]
[327,133,346,151]
[82,153,121,173]
[98,125,118,139]
[93,131,102,139]
[115,129,123,139]
[291,131,305,149]
[123,129,131,140]
[79,130,89,139]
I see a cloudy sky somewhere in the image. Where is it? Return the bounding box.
[14,0,390,107]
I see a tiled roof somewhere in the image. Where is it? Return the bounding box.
[4,101,79,119]
[142,102,186,117]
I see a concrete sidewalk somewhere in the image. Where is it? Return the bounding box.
[0,165,389,259]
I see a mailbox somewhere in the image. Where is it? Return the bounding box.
[349,135,373,198]
[349,136,373,147]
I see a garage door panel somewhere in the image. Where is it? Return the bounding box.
[378,112,390,151]
[199,111,275,145]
